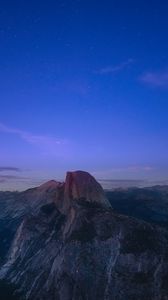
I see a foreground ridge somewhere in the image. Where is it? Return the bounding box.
[0,171,168,300]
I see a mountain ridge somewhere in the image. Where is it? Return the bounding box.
[0,171,168,299]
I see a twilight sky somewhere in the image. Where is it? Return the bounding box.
[0,0,168,190]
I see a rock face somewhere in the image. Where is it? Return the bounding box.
[63,170,111,212]
[37,180,63,192]
[0,171,168,300]
[0,180,63,266]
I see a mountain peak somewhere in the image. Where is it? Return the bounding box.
[38,180,62,191]
[63,170,111,211]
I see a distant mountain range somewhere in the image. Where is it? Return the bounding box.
[0,171,168,299]
[106,185,168,229]
[99,179,168,190]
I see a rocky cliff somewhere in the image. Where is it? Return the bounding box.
[0,171,168,300]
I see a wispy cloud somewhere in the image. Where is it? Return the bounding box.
[140,70,168,88]
[93,165,154,178]
[95,58,134,75]
[0,175,29,183]
[0,174,35,192]
[0,123,65,149]
[106,165,154,173]
[0,167,21,172]
[127,166,154,172]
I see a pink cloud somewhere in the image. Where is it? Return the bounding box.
[140,71,168,88]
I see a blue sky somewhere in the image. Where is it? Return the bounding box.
[0,0,168,189]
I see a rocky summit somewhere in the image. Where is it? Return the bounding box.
[63,170,111,212]
[0,171,168,300]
